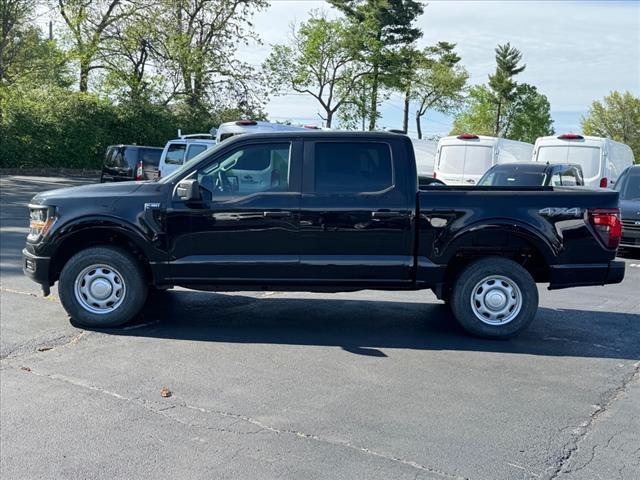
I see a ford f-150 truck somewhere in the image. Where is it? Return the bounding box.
[23,132,625,338]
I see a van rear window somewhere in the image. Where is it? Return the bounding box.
[165,144,187,165]
[537,146,600,178]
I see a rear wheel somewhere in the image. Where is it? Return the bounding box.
[59,246,148,328]
[450,257,538,339]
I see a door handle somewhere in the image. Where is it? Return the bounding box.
[263,211,292,218]
[371,211,401,218]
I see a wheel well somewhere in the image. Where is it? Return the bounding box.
[439,232,550,298]
[50,229,152,285]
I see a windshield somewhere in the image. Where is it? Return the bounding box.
[159,142,224,183]
[537,146,601,177]
[616,173,640,200]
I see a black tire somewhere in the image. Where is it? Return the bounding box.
[450,257,538,339]
[58,246,148,328]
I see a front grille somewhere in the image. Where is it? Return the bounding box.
[622,220,640,232]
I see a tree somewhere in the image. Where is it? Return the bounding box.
[56,0,141,92]
[488,42,525,136]
[263,14,370,128]
[151,0,267,112]
[329,0,424,130]
[0,0,34,83]
[411,42,468,139]
[452,84,554,143]
[582,91,640,161]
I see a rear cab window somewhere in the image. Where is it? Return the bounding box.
[313,142,393,193]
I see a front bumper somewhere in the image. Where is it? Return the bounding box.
[548,261,625,290]
[22,248,52,294]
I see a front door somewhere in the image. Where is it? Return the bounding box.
[165,139,302,284]
[298,139,413,285]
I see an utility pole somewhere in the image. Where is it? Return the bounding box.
[49,21,53,40]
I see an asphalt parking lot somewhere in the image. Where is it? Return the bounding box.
[1,175,639,480]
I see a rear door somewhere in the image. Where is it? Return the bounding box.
[298,138,413,284]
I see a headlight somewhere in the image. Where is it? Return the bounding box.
[28,205,57,241]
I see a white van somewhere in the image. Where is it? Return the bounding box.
[433,134,534,185]
[411,138,438,179]
[216,120,306,142]
[158,134,217,178]
[532,134,634,188]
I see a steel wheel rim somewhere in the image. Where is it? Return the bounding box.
[470,275,522,326]
[74,264,126,315]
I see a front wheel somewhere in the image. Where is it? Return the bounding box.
[59,246,148,328]
[450,257,538,339]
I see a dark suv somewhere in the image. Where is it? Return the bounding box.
[100,145,163,183]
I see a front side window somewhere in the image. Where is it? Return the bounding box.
[314,142,393,193]
[197,143,291,198]
[165,143,187,165]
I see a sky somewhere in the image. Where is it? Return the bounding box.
[238,0,640,137]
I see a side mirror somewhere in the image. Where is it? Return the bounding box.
[176,179,201,202]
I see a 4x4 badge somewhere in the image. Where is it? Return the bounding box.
[539,207,582,217]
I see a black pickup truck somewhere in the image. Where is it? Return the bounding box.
[23,132,625,338]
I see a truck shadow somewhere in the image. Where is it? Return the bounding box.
[96,290,640,360]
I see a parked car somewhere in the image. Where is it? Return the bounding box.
[100,145,163,183]
[478,163,584,187]
[613,164,640,250]
[434,134,534,185]
[158,134,217,178]
[532,134,634,188]
[216,120,307,142]
[23,131,625,339]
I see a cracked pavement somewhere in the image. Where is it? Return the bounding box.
[1,175,639,479]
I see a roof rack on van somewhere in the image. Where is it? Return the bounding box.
[178,133,214,140]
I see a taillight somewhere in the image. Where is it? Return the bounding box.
[457,133,479,140]
[433,171,437,179]
[599,177,608,188]
[235,119,257,126]
[588,208,621,249]
[135,161,144,180]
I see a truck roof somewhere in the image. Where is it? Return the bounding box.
[218,130,406,144]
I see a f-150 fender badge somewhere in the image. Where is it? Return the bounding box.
[539,207,582,217]
[144,202,161,210]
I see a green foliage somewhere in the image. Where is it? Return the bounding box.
[452,84,554,143]
[488,43,526,135]
[264,13,369,128]
[0,88,217,169]
[582,91,640,162]
[329,0,425,130]
[411,42,468,138]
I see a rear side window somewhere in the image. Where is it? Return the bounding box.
[124,148,139,167]
[186,144,208,161]
[165,143,187,165]
[141,149,161,166]
[314,142,393,193]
